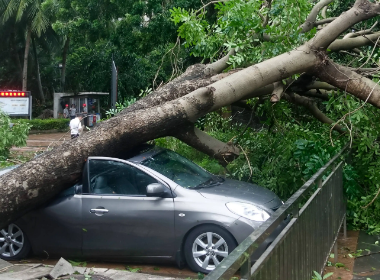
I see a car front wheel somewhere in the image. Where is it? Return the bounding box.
[0,224,31,260]
[184,225,236,274]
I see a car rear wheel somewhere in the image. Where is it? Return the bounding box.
[184,225,236,274]
[0,224,31,260]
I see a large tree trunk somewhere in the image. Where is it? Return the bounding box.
[1,0,380,229]
[22,25,32,91]
[10,25,23,84]
[61,37,70,92]
[32,36,45,103]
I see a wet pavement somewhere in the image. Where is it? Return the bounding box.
[9,258,198,279]
[353,232,380,279]
[0,261,186,280]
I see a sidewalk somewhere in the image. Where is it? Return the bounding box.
[0,259,184,280]
[11,132,70,154]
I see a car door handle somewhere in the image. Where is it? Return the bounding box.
[90,209,109,214]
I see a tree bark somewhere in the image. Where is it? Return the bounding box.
[10,25,23,84]
[61,37,70,92]
[311,58,380,108]
[32,36,45,103]
[22,25,32,91]
[174,126,240,166]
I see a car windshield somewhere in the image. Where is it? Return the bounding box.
[141,150,221,189]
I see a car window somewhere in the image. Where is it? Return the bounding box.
[88,159,158,196]
[141,150,216,189]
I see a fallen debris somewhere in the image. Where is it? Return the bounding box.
[0,259,12,271]
[48,258,74,279]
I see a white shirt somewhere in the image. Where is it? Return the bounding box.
[70,118,82,135]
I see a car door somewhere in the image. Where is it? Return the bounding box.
[82,157,175,259]
[17,183,83,258]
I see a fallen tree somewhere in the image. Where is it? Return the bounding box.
[1,0,380,228]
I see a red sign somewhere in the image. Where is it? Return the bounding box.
[0,91,29,97]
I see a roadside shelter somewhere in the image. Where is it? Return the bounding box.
[53,92,109,119]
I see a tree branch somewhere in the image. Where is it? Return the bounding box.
[343,21,378,39]
[321,6,328,19]
[270,81,284,103]
[311,57,380,108]
[204,33,272,76]
[204,49,236,76]
[174,126,240,166]
[312,0,380,49]
[196,0,229,14]
[261,0,273,27]
[305,81,336,90]
[284,93,345,134]
[300,0,334,33]
[315,17,337,26]
[298,89,330,100]
[328,32,380,52]
[119,64,239,117]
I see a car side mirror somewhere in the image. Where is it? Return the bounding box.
[146,183,169,197]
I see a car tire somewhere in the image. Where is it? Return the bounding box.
[184,225,236,274]
[0,224,31,260]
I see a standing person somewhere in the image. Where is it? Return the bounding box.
[63,104,69,118]
[70,114,83,139]
[70,104,76,120]
[82,103,88,127]
[82,103,88,114]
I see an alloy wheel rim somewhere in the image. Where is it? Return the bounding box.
[192,232,228,271]
[0,224,24,257]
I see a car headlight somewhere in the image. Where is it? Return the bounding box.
[226,202,270,222]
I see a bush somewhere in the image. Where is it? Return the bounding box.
[0,111,31,164]
[15,118,70,131]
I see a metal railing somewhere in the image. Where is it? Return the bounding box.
[205,144,349,280]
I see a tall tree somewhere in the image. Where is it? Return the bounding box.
[1,0,51,100]
[0,0,380,228]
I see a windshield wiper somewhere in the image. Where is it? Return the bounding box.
[193,178,220,189]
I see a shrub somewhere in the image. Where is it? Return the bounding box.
[0,111,31,164]
[15,118,70,131]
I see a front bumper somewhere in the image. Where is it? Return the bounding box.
[228,214,291,261]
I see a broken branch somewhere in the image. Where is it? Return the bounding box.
[284,93,345,134]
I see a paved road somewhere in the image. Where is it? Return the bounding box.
[353,232,380,279]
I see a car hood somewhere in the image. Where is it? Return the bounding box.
[197,178,282,210]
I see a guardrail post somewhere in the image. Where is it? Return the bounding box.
[343,215,347,239]
[317,178,322,188]
[240,257,251,280]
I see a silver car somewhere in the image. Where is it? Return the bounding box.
[0,145,287,273]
